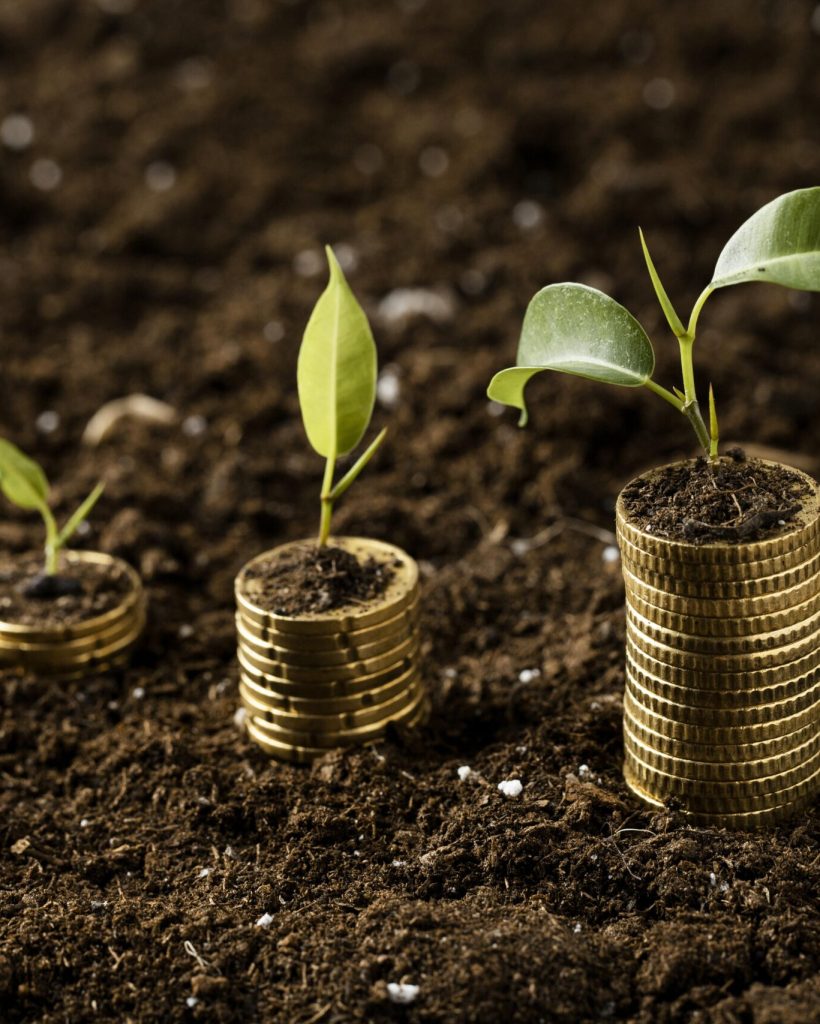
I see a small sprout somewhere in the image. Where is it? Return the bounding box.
[708,383,719,461]
[0,438,104,576]
[298,247,387,546]
[488,188,820,454]
[457,765,472,781]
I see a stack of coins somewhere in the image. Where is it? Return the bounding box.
[235,537,426,763]
[616,465,820,828]
[0,552,145,677]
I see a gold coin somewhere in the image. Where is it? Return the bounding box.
[622,767,817,829]
[626,633,820,691]
[0,553,144,643]
[622,760,820,816]
[240,675,422,733]
[246,684,426,748]
[621,548,820,600]
[0,599,145,658]
[245,697,429,764]
[237,645,418,698]
[623,747,820,806]
[236,613,414,668]
[624,585,820,640]
[623,708,817,763]
[3,613,145,675]
[237,632,418,682]
[615,468,819,564]
[626,614,820,673]
[625,669,820,726]
[617,530,819,582]
[623,687,820,745]
[239,664,418,715]
[235,537,419,637]
[620,565,820,620]
[616,521,819,575]
[623,718,820,782]
[626,650,820,708]
[236,599,420,653]
[626,600,820,655]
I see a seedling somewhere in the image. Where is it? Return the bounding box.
[488,188,820,455]
[0,438,104,576]
[298,247,386,546]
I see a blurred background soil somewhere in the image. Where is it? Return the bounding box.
[0,1,819,1021]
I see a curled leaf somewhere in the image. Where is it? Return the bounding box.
[487,284,655,425]
[712,187,820,291]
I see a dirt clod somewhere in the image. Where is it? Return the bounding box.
[243,544,395,616]
[620,456,812,543]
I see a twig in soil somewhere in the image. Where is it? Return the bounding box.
[684,505,798,540]
[302,1005,333,1024]
[509,516,616,555]
[183,940,210,971]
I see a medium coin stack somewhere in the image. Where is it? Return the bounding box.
[616,465,820,828]
[0,553,145,677]
[235,537,426,763]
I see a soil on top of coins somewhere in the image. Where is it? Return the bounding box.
[1,2,819,1023]
[242,544,395,616]
[620,453,814,543]
[0,556,131,628]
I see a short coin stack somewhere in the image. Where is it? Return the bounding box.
[235,538,425,763]
[0,552,145,678]
[617,467,820,828]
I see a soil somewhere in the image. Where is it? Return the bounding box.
[620,454,813,543]
[0,555,131,628]
[242,544,394,616]
[1,1,819,1022]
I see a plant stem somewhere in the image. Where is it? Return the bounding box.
[686,284,714,339]
[676,330,712,455]
[43,507,59,575]
[644,379,685,411]
[317,454,336,547]
[683,400,711,454]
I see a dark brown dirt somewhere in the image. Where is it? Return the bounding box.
[1,1,819,1023]
[0,554,130,628]
[242,543,394,616]
[620,454,813,543]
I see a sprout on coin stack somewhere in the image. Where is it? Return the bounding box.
[234,248,426,763]
[488,188,820,827]
[0,439,145,676]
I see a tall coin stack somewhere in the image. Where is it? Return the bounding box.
[235,538,426,763]
[0,553,145,678]
[616,465,820,828]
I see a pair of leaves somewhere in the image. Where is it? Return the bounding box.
[488,187,820,421]
[298,247,385,500]
[0,438,104,551]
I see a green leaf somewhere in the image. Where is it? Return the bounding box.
[711,187,820,291]
[57,482,105,547]
[639,228,686,337]
[0,438,50,512]
[297,246,377,458]
[487,283,655,425]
